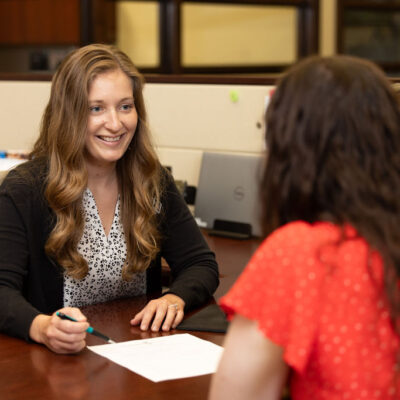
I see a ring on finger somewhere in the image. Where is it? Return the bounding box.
[168,303,178,311]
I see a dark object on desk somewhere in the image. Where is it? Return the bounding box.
[164,164,196,205]
[208,219,252,239]
[174,180,196,205]
[184,185,196,205]
[176,304,229,333]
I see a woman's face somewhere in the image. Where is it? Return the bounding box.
[85,68,138,169]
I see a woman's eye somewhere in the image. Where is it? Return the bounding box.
[89,106,102,113]
[121,103,134,111]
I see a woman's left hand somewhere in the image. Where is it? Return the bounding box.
[130,293,185,332]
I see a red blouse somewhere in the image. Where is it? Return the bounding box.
[220,221,399,400]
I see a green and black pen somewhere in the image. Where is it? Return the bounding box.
[56,311,116,344]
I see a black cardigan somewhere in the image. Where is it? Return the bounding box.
[0,160,219,341]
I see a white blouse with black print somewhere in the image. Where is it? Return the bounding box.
[63,188,146,307]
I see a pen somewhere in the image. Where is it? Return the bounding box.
[56,311,116,344]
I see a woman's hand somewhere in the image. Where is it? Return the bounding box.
[130,293,185,332]
[29,307,89,354]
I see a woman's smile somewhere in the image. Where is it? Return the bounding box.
[85,68,137,168]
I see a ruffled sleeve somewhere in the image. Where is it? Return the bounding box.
[220,221,325,373]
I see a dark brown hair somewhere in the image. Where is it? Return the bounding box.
[31,44,161,280]
[261,55,400,332]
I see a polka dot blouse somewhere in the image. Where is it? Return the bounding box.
[220,221,399,400]
[63,188,146,307]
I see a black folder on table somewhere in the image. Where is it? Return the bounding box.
[176,304,229,333]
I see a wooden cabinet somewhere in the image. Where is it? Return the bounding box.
[0,0,115,46]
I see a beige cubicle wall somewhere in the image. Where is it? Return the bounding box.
[0,80,272,185]
[0,81,50,150]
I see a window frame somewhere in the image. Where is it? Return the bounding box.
[132,0,320,74]
[336,0,400,73]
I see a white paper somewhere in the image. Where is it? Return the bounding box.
[88,333,224,382]
[0,158,25,171]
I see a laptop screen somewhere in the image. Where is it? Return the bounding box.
[194,152,264,238]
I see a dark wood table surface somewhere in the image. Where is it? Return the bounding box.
[0,232,261,400]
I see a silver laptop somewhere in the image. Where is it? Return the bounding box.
[194,152,263,238]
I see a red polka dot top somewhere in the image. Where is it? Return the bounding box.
[220,221,399,400]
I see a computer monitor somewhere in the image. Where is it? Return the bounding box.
[194,152,264,239]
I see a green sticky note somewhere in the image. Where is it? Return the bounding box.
[229,89,239,103]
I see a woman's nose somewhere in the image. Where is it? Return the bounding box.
[104,110,122,132]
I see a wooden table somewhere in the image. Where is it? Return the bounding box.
[0,233,261,400]
[202,231,261,299]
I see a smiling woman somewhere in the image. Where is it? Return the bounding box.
[0,44,219,354]
[85,69,138,168]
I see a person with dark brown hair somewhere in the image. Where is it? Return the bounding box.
[0,44,218,354]
[210,55,400,399]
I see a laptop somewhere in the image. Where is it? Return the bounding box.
[194,152,264,238]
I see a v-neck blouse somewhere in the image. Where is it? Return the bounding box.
[63,188,146,307]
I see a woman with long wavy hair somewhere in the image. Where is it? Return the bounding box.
[0,44,218,354]
[210,55,400,399]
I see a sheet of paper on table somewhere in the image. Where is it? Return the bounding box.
[88,333,224,382]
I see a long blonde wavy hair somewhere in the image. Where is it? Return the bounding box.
[31,44,162,280]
